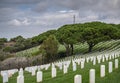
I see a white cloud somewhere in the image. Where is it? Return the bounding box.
[22,18,30,26]
[59,10,68,13]
[102,18,120,24]
[9,19,21,26]
[8,18,31,26]
[58,10,74,13]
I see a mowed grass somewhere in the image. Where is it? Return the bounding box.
[15,40,120,57]
[1,40,120,83]
[16,46,41,57]
[0,56,120,83]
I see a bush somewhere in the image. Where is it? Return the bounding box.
[0,50,13,61]
[31,54,48,65]
[3,47,12,52]
[0,57,30,70]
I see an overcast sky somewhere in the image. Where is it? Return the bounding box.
[0,0,120,39]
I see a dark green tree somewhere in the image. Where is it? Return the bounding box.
[10,35,25,42]
[82,22,119,52]
[0,38,7,49]
[40,35,59,62]
[82,27,108,52]
[56,25,81,56]
[32,30,57,45]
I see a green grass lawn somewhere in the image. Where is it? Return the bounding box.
[0,55,120,83]
[15,40,120,57]
[3,40,120,83]
[15,46,41,57]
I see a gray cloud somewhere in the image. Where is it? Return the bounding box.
[32,0,120,12]
[0,0,40,4]
[0,0,120,39]
[32,0,120,22]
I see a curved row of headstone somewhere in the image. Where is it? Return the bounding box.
[1,51,120,83]
[17,52,120,83]
[74,59,119,83]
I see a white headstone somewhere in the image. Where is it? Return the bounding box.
[86,58,89,63]
[115,59,118,69]
[81,61,84,69]
[109,55,112,60]
[90,57,94,62]
[59,65,62,70]
[109,62,113,73]
[100,65,105,77]
[89,69,95,83]
[2,73,8,83]
[17,75,24,83]
[115,54,117,58]
[37,66,41,71]
[73,63,77,71]
[102,56,105,62]
[19,68,23,76]
[93,58,96,65]
[45,64,50,70]
[52,63,55,68]
[36,71,42,82]
[105,55,108,61]
[112,54,114,59]
[52,68,56,78]
[77,59,81,65]
[63,65,68,74]
[74,75,82,83]
[32,68,36,76]
[97,58,101,63]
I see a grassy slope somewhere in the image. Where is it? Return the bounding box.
[15,40,120,57]
[15,46,40,57]
[1,40,120,83]
[0,55,120,83]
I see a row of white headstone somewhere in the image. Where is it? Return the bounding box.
[1,69,18,83]
[71,52,119,72]
[1,52,120,83]
[18,68,43,83]
[74,59,119,83]
[16,53,119,83]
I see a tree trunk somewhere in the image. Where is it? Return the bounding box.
[70,44,74,55]
[66,45,70,56]
[88,44,94,52]
[64,43,71,56]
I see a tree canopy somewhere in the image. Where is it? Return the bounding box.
[1,21,120,57]
[40,35,59,62]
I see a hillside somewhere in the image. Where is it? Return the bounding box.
[0,40,120,83]
[0,21,120,71]
[15,39,120,57]
[1,22,120,54]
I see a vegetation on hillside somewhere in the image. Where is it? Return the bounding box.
[40,35,59,62]
[1,22,120,54]
[0,21,120,70]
